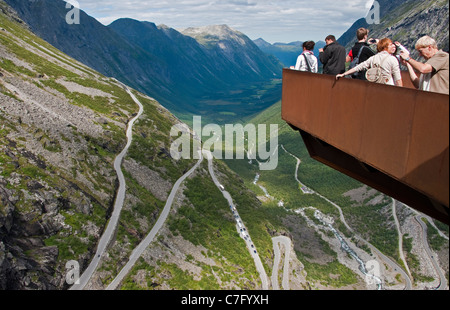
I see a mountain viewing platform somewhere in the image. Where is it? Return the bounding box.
[282,69,449,224]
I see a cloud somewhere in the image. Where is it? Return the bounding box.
[76,0,371,43]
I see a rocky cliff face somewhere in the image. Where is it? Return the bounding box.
[339,0,449,56]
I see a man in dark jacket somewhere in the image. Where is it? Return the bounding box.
[319,35,346,75]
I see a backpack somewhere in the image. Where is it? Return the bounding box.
[365,55,391,84]
[349,46,365,78]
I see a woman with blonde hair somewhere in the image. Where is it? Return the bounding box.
[336,38,403,87]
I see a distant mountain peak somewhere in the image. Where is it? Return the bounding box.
[157,24,170,30]
[182,24,246,44]
[183,24,237,36]
[254,38,272,48]
[274,41,303,47]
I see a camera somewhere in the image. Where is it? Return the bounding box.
[394,42,410,54]
[394,42,410,62]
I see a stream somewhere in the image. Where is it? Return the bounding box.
[313,210,383,290]
[253,173,271,199]
[253,168,384,290]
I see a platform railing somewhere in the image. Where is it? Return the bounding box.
[282,68,449,223]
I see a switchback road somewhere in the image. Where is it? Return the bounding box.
[203,149,269,290]
[106,149,204,290]
[71,86,143,290]
[415,215,448,290]
[281,145,414,290]
[271,236,291,290]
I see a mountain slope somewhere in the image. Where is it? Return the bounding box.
[108,19,224,94]
[0,2,199,289]
[4,0,182,114]
[182,24,282,79]
[5,0,283,124]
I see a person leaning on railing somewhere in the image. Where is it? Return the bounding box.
[398,36,449,95]
[336,38,403,87]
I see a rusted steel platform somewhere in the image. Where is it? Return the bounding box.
[282,69,449,224]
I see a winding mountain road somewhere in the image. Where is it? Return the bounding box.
[392,199,412,280]
[414,215,448,290]
[271,236,291,290]
[101,124,270,290]
[106,148,204,290]
[281,145,314,195]
[203,149,269,290]
[107,147,270,290]
[281,145,415,290]
[71,86,144,290]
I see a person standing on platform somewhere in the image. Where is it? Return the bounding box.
[346,28,376,80]
[295,41,319,73]
[399,36,449,95]
[319,35,346,75]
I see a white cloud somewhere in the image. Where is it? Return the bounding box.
[76,0,371,43]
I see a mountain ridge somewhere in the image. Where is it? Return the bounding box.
[254,37,326,67]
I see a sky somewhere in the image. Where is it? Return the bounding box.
[66,0,374,43]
